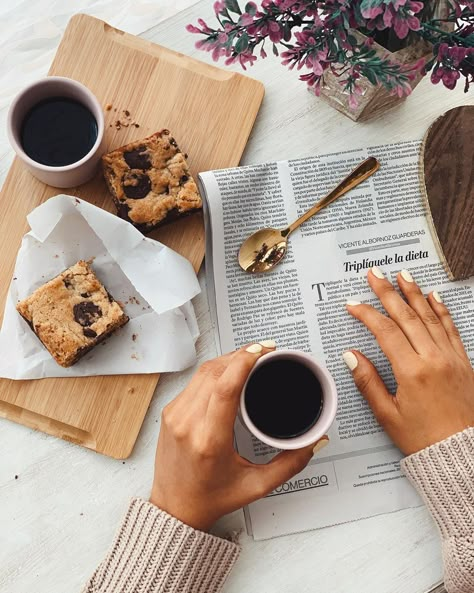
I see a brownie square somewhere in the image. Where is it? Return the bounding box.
[102,129,202,233]
[16,260,129,368]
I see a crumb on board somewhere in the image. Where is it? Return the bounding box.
[75,198,80,205]
[131,354,138,360]
[122,461,126,465]
[13,277,17,281]
[128,387,135,394]
[54,254,59,258]
[15,475,18,480]
[132,334,137,342]
[112,109,141,131]
[105,103,113,111]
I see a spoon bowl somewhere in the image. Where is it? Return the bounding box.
[239,228,288,273]
[238,157,380,273]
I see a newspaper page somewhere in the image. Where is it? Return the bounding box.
[198,140,474,541]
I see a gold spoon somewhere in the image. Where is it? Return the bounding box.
[238,156,380,273]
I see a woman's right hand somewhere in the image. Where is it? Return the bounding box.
[150,343,326,532]
[344,267,474,456]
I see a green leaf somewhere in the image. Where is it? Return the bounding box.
[225,0,242,15]
[364,68,378,85]
[347,34,358,46]
[360,0,385,15]
[245,2,256,15]
[235,32,249,53]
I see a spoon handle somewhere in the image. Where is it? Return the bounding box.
[285,156,380,236]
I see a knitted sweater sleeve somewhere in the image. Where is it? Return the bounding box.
[401,427,474,593]
[82,497,240,593]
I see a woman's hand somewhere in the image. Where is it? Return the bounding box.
[344,267,474,456]
[150,342,326,531]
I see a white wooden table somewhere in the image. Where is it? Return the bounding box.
[2,2,471,592]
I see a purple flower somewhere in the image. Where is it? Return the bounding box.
[188,0,474,108]
[213,0,226,14]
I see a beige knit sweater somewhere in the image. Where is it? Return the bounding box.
[83,428,474,593]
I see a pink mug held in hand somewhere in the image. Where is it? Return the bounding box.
[7,76,104,188]
[240,349,338,450]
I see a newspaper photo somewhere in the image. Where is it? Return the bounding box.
[198,140,474,541]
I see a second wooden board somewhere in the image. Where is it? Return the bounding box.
[0,14,264,458]
[421,105,474,280]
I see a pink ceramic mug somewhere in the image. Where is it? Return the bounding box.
[240,349,338,450]
[7,76,104,188]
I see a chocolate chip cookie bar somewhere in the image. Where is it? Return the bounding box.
[102,130,202,233]
[16,260,129,368]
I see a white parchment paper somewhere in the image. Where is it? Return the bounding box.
[0,195,201,379]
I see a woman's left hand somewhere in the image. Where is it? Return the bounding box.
[150,343,325,531]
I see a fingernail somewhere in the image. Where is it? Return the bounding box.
[371,266,385,279]
[313,436,329,455]
[259,339,276,349]
[246,343,263,353]
[400,269,414,283]
[346,300,361,307]
[433,291,443,304]
[342,351,358,371]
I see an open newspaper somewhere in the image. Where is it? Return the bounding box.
[198,140,474,541]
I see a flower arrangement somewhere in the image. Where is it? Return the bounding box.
[187,1,474,108]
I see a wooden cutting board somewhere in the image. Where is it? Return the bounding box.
[420,105,474,280]
[0,14,264,458]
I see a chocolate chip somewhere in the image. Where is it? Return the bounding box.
[169,137,177,147]
[124,147,151,170]
[164,185,169,194]
[105,290,114,303]
[122,173,151,199]
[73,302,102,327]
[63,278,72,289]
[83,328,97,338]
[81,292,90,298]
[180,175,189,185]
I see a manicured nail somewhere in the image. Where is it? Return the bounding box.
[259,339,276,349]
[400,269,414,283]
[313,436,329,455]
[342,351,358,371]
[346,300,361,307]
[246,343,263,353]
[371,266,385,279]
[433,291,443,304]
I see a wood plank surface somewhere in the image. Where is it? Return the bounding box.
[421,105,474,280]
[0,13,264,459]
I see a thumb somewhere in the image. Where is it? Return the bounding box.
[254,436,329,497]
[342,350,396,425]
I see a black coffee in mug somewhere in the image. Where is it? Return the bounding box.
[20,97,98,167]
[244,358,323,439]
